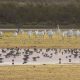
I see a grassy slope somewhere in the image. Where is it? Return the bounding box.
[0,65,80,80]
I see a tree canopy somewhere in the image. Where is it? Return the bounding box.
[0,1,80,28]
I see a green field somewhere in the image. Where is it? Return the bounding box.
[0,65,79,80]
[0,32,80,48]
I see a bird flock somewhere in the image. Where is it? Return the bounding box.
[0,29,80,38]
[0,48,80,65]
[0,29,79,65]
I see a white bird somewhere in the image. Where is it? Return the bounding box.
[20,29,24,34]
[13,32,18,36]
[35,30,45,36]
[27,30,33,38]
[75,30,80,37]
[0,31,3,36]
[44,29,47,34]
[62,29,73,37]
[62,31,68,37]
[47,30,55,38]
[57,24,61,34]
[62,30,73,37]
[67,29,74,37]
[35,30,38,35]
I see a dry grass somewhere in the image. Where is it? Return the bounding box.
[0,32,80,48]
[0,65,80,80]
